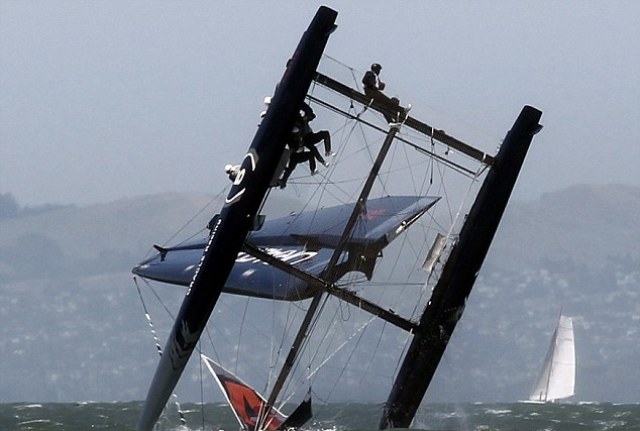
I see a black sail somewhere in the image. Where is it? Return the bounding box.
[137,7,338,431]
[379,106,543,429]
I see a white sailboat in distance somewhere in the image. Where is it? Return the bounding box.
[529,314,576,402]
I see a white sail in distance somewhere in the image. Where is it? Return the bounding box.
[529,315,576,402]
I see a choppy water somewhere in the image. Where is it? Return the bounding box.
[1,402,639,431]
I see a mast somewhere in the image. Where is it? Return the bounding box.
[262,124,402,426]
[379,106,542,429]
[136,7,337,431]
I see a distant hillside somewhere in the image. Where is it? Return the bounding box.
[0,184,638,403]
[0,193,74,221]
[491,184,640,269]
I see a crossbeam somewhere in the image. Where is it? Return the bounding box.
[307,94,479,178]
[241,242,418,334]
[313,72,494,165]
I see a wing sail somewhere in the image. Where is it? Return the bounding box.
[133,195,439,300]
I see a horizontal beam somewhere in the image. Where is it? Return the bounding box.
[241,242,418,334]
[313,72,494,165]
[308,94,479,178]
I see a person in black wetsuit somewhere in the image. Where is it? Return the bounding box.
[278,108,332,188]
[301,114,333,158]
[362,63,405,123]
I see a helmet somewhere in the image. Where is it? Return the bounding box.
[224,164,234,173]
[371,63,382,72]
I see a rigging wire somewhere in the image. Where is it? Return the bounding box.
[355,317,395,392]
[267,297,298,396]
[136,276,177,320]
[134,277,163,357]
[295,88,491,404]
[281,113,444,415]
[308,93,480,180]
[142,188,229,262]
[273,292,333,412]
[198,356,205,431]
[316,314,379,404]
[234,297,252,375]
[133,57,499,428]
[133,277,187,428]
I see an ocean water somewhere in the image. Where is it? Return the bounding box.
[1,402,639,431]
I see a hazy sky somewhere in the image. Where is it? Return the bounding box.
[2,1,639,206]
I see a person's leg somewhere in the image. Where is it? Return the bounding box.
[304,134,327,166]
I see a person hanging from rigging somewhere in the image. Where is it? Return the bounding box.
[278,108,331,188]
[275,58,335,159]
[301,107,334,158]
[362,63,407,123]
[277,147,315,189]
[263,89,332,158]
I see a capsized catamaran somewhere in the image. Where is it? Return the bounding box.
[133,5,543,430]
[529,315,576,403]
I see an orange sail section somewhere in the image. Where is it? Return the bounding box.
[202,355,285,431]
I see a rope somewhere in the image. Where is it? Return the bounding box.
[134,277,163,357]
[134,277,187,428]
[308,315,376,381]
[141,188,228,262]
[132,57,497,429]
[307,94,479,179]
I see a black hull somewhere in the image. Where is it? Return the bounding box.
[379,106,542,429]
[137,7,338,431]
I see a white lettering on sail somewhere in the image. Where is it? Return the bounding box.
[236,248,317,266]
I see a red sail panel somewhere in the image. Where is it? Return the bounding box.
[202,355,285,431]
